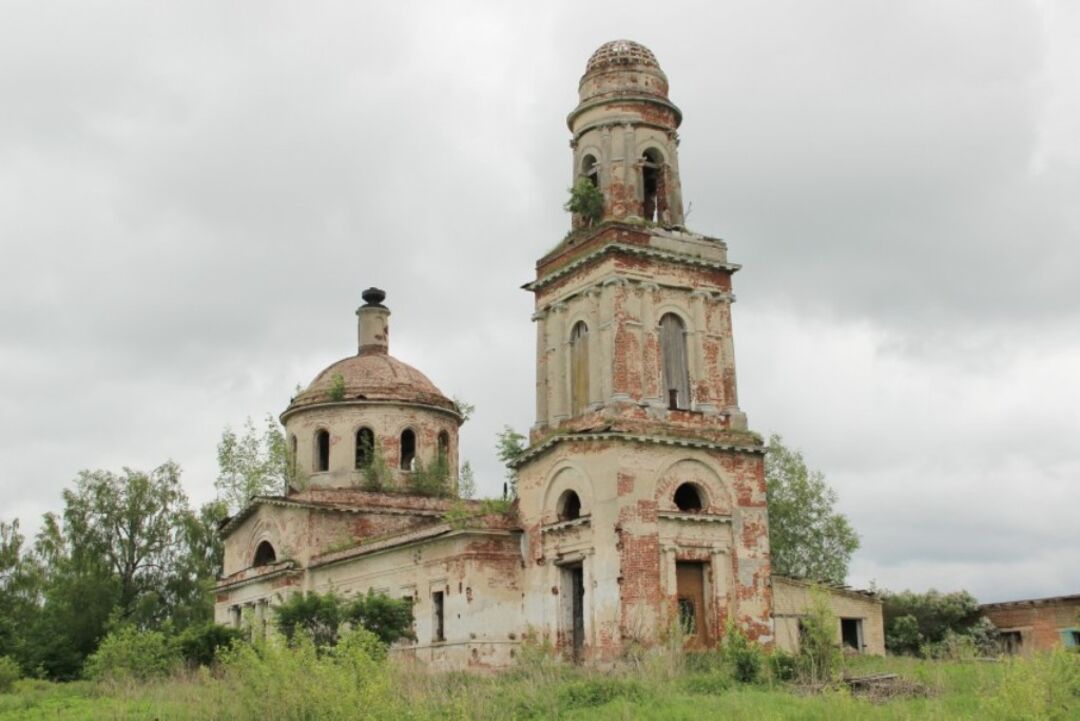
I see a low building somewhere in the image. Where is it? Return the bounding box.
[773,576,885,656]
[981,594,1080,654]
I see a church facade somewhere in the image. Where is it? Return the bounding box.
[213,40,883,668]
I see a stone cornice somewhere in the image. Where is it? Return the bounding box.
[513,431,765,468]
[525,242,740,293]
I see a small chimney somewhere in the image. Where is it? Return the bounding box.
[357,287,390,355]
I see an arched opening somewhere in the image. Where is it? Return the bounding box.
[400,429,416,470]
[437,431,450,463]
[569,321,590,416]
[641,148,664,222]
[314,429,330,472]
[674,483,704,512]
[253,540,276,566]
[355,427,374,469]
[581,154,599,188]
[557,490,582,521]
[660,313,691,410]
[289,434,298,477]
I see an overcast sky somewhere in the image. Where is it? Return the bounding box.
[2,0,1077,603]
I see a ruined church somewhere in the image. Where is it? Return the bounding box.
[214,40,884,667]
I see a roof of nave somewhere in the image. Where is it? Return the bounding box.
[218,489,518,537]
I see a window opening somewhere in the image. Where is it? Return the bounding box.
[840,618,863,651]
[569,321,590,416]
[432,591,445,642]
[253,541,276,567]
[673,483,703,512]
[582,154,599,188]
[1001,630,1023,655]
[315,430,330,472]
[355,427,374,469]
[400,429,416,470]
[641,149,663,222]
[659,313,691,410]
[558,490,582,522]
[289,434,298,477]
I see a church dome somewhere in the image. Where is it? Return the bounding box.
[585,40,661,73]
[286,353,455,414]
[281,288,458,419]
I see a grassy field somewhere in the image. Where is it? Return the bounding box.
[1,648,1077,721]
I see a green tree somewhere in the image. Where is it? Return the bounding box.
[61,462,190,624]
[764,434,859,584]
[564,177,604,227]
[880,588,981,655]
[0,519,40,670]
[216,415,288,513]
[167,500,229,628]
[273,591,345,650]
[495,426,527,499]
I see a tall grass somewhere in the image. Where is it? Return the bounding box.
[2,643,1077,721]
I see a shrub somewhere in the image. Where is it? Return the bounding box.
[0,655,20,694]
[768,649,799,682]
[83,626,180,682]
[328,373,346,401]
[881,588,981,655]
[564,177,605,227]
[361,440,393,492]
[798,587,841,683]
[273,591,345,650]
[212,630,406,720]
[721,621,764,683]
[346,590,415,646]
[176,622,245,668]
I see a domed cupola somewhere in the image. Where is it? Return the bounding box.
[280,288,461,492]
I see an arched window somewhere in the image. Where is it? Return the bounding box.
[289,434,298,476]
[557,490,582,521]
[253,541,276,566]
[582,154,599,188]
[569,321,590,416]
[674,483,703,512]
[314,429,330,472]
[400,429,416,470]
[641,148,664,222]
[437,431,450,464]
[660,313,691,410]
[355,427,374,469]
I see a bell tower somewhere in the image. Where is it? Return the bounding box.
[515,40,772,663]
[569,39,686,226]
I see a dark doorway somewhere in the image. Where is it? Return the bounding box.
[562,564,585,662]
[676,561,707,647]
[840,617,862,651]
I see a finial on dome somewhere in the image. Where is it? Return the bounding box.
[361,287,387,307]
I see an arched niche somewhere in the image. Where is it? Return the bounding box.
[542,464,593,525]
[655,458,731,514]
